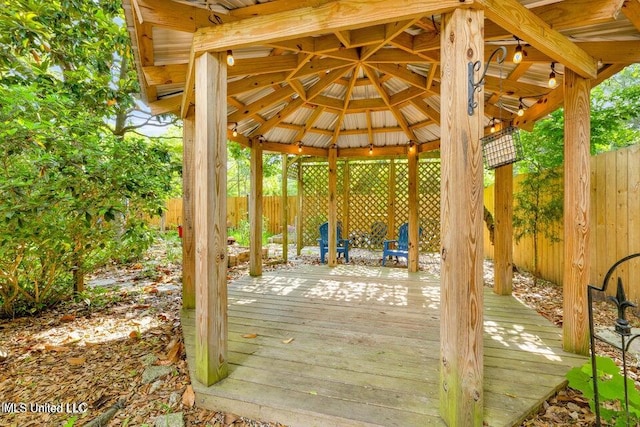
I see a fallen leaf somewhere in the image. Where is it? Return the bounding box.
[60,314,76,322]
[129,330,140,340]
[242,333,257,339]
[282,338,294,344]
[66,357,86,366]
[44,344,70,352]
[166,340,182,363]
[132,263,143,270]
[134,304,151,310]
[224,413,239,425]
[145,287,159,294]
[182,385,195,408]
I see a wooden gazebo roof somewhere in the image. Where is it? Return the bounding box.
[123,0,640,156]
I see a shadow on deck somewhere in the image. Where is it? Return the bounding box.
[182,265,585,427]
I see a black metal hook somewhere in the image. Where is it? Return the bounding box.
[468,46,507,116]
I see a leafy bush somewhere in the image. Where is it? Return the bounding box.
[567,355,640,425]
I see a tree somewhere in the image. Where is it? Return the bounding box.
[0,0,178,315]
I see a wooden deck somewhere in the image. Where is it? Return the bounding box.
[182,265,586,427]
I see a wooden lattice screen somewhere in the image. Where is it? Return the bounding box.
[301,159,441,252]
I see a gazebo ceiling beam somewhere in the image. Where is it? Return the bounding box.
[623,0,640,32]
[306,67,355,100]
[478,0,598,78]
[291,57,353,80]
[192,0,467,53]
[247,98,305,137]
[227,86,296,123]
[513,63,626,131]
[484,0,626,40]
[360,19,420,61]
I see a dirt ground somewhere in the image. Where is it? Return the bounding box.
[0,238,634,426]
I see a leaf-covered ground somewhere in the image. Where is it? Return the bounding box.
[0,239,633,426]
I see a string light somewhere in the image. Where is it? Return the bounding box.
[232,124,238,137]
[368,143,373,155]
[226,50,235,66]
[490,118,496,133]
[548,63,557,88]
[408,140,415,153]
[297,141,303,153]
[517,98,525,117]
[513,40,524,64]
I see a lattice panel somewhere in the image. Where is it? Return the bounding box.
[419,160,441,252]
[346,161,389,249]
[301,163,328,246]
[301,162,345,246]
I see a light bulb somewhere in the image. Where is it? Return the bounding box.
[517,99,524,117]
[232,127,238,137]
[513,44,523,64]
[548,71,556,88]
[298,142,303,153]
[226,50,234,66]
[368,144,373,155]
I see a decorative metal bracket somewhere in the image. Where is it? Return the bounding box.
[468,46,507,116]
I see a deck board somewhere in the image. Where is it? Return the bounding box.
[182,265,586,427]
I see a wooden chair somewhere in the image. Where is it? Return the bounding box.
[382,223,422,266]
[317,221,350,263]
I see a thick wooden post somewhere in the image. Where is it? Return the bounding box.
[281,154,288,262]
[388,159,396,240]
[408,149,419,272]
[439,9,484,426]
[343,161,350,238]
[250,141,263,276]
[494,164,513,295]
[328,146,338,266]
[563,68,591,355]
[297,158,303,256]
[182,112,196,309]
[194,52,228,386]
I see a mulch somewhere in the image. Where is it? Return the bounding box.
[0,242,634,426]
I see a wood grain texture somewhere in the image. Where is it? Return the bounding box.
[328,147,338,266]
[193,0,465,52]
[387,159,396,240]
[494,164,513,295]
[250,142,263,277]
[194,52,228,386]
[562,68,591,355]
[439,9,484,426]
[182,265,585,427]
[408,149,419,272]
[182,114,196,309]
[623,0,640,32]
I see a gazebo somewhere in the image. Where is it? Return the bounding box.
[122,1,640,425]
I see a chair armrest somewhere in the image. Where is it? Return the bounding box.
[339,238,350,249]
[383,239,397,250]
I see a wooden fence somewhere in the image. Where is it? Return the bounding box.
[148,196,298,235]
[484,144,640,301]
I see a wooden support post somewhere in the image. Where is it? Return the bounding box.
[281,154,288,262]
[343,161,350,238]
[408,149,419,272]
[194,52,228,386]
[297,158,303,256]
[563,68,591,355]
[250,141,263,276]
[388,159,396,240]
[182,112,196,309]
[328,146,338,266]
[494,164,513,295]
[439,9,484,426]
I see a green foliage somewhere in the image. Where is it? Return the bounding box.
[567,356,640,425]
[0,0,178,317]
[229,217,271,246]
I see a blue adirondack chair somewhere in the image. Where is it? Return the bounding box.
[382,223,422,266]
[317,221,350,263]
